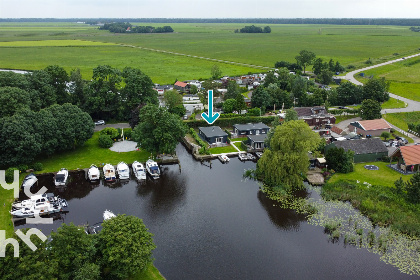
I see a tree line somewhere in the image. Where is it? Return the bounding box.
[249,68,389,113]
[100,22,174,33]
[2,18,420,26]
[235,25,271,33]
[0,215,155,280]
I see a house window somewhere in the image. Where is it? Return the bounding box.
[316,119,319,122]
[256,130,260,135]
[216,137,223,143]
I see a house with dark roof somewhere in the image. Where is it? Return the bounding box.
[325,138,388,163]
[348,119,391,137]
[233,123,269,136]
[390,145,420,174]
[294,106,336,126]
[247,134,268,151]
[174,81,189,92]
[198,126,228,145]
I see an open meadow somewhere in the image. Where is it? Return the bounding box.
[355,56,420,102]
[0,22,420,83]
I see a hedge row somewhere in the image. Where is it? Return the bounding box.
[184,116,276,128]
[189,128,210,155]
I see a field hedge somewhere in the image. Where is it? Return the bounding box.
[184,116,275,128]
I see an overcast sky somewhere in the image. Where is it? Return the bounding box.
[0,0,418,18]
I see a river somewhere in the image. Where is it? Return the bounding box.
[15,144,414,279]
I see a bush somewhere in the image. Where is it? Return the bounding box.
[189,128,210,154]
[5,167,19,184]
[224,129,232,138]
[31,162,43,171]
[98,134,114,148]
[100,127,119,139]
[17,164,28,172]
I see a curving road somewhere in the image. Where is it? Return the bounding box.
[335,52,420,113]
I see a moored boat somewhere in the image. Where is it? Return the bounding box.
[103,210,116,220]
[218,154,230,163]
[21,173,38,190]
[238,153,248,161]
[117,162,130,180]
[87,164,100,182]
[132,161,146,180]
[103,164,116,182]
[10,195,68,218]
[146,159,160,179]
[54,168,69,186]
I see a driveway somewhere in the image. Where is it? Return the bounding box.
[94,123,130,132]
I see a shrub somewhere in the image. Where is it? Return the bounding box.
[224,129,232,138]
[17,164,28,172]
[5,167,19,183]
[32,162,43,171]
[100,127,119,139]
[189,128,210,154]
[122,128,132,139]
[99,134,114,148]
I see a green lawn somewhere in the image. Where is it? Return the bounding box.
[0,187,15,237]
[38,132,151,173]
[231,136,248,142]
[384,111,420,132]
[208,145,237,154]
[329,161,412,187]
[334,115,358,124]
[381,97,407,109]
[233,142,246,151]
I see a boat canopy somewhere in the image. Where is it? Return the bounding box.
[55,174,65,182]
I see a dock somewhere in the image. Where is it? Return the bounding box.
[306,170,325,185]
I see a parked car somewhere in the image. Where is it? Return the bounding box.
[395,136,408,144]
[95,120,105,126]
[383,141,390,147]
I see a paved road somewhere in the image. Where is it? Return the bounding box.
[335,52,420,114]
[94,123,130,132]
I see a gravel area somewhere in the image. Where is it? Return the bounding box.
[109,140,138,152]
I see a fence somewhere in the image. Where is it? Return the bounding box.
[408,129,420,137]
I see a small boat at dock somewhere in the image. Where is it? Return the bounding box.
[10,194,68,218]
[21,173,38,190]
[87,165,100,182]
[103,164,116,182]
[132,161,146,180]
[146,159,160,179]
[255,152,263,159]
[54,168,69,186]
[218,154,230,163]
[238,153,248,161]
[117,162,130,180]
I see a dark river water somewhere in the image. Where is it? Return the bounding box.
[16,144,414,279]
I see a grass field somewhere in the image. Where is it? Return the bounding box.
[328,161,412,187]
[383,112,420,131]
[209,145,237,154]
[355,56,420,102]
[381,97,407,109]
[38,132,151,173]
[232,142,246,151]
[1,23,420,83]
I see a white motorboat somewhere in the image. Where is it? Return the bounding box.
[21,173,38,190]
[87,164,100,182]
[10,195,68,218]
[247,153,256,161]
[218,154,230,163]
[117,162,130,180]
[132,161,146,180]
[146,159,160,179]
[12,193,58,210]
[103,210,116,220]
[54,168,69,186]
[255,152,263,159]
[103,164,116,182]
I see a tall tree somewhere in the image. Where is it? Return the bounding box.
[69,68,86,107]
[44,65,70,104]
[284,108,298,122]
[133,104,187,154]
[251,86,271,113]
[235,92,246,114]
[325,147,354,173]
[163,89,183,111]
[122,67,158,109]
[99,215,156,279]
[211,64,222,80]
[0,86,31,118]
[363,77,390,103]
[337,81,363,105]
[222,99,236,113]
[224,80,240,100]
[360,99,382,120]
[295,50,316,74]
[257,120,320,191]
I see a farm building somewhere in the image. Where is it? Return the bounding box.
[325,138,388,163]
[348,119,391,137]
[390,145,420,174]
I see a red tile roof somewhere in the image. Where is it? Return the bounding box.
[174,81,188,87]
[400,145,420,165]
[331,126,343,135]
[358,119,391,131]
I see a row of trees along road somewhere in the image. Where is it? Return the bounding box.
[0,215,156,280]
[249,67,389,113]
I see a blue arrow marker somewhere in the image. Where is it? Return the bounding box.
[201,90,220,124]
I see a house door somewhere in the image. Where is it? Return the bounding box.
[216,137,223,143]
